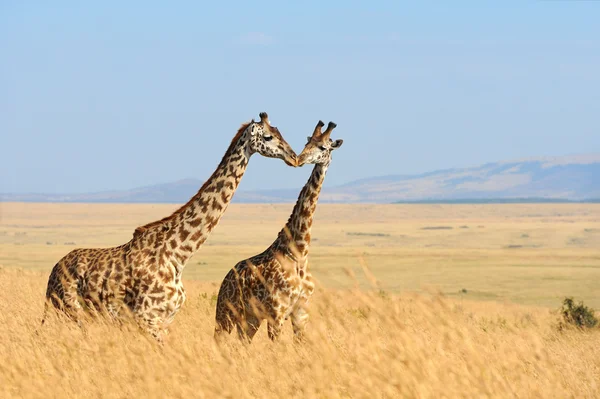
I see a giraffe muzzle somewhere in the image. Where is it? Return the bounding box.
[284,152,298,167]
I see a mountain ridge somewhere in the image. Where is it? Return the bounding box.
[2,154,599,204]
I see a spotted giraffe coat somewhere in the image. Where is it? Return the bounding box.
[43,113,297,341]
[214,120,342,343]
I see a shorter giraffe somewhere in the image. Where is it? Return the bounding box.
[214,120,343,343]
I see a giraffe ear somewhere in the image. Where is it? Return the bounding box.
[331,139,343,149]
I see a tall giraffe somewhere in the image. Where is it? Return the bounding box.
[42,112,297,342]
[214,120,342,343]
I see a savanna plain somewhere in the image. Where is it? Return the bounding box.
[1,202,599,398]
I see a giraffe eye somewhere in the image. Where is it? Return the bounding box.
[319,146,326,151]
[264,135,273,141]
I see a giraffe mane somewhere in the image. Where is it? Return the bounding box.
[133,121,253,235]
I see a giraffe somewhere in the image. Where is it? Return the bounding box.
[42,112,298,342]
[214,120,343,343]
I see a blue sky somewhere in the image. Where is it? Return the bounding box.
[1,1,599,194]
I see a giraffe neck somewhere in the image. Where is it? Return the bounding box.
[135,131,251,269]
[278,161,329,259]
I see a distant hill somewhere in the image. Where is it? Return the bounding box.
[2,154,599,204]
[317,153,600,203]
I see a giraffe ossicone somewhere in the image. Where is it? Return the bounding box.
[42,113,298,342]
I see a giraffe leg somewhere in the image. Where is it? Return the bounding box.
[236,313,261,343]
[215,270,245,342]
[267,315,285,342]
[44,255,87,325]
[291,278,314,343]
[214,302,236,342]
[51,275,84,325]
[131,292,166,343]
[136,313,165,343]
[291,305,310,343]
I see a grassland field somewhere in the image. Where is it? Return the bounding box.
[0,202,599,397]
[1,202,599,307]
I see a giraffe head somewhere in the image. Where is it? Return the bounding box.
[297,120,343,166]
[246,112,298,166]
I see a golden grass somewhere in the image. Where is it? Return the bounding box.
[1,202,600,397]
[1,202,599,306]
[1,268,599,398]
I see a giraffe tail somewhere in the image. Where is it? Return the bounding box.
[40,261,64,327]
[40,301,49,326]
[214,324,223,341]
[33,300,50,338]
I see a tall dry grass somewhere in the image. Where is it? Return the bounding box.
[2,202,600,308]
[1,268,598,398]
